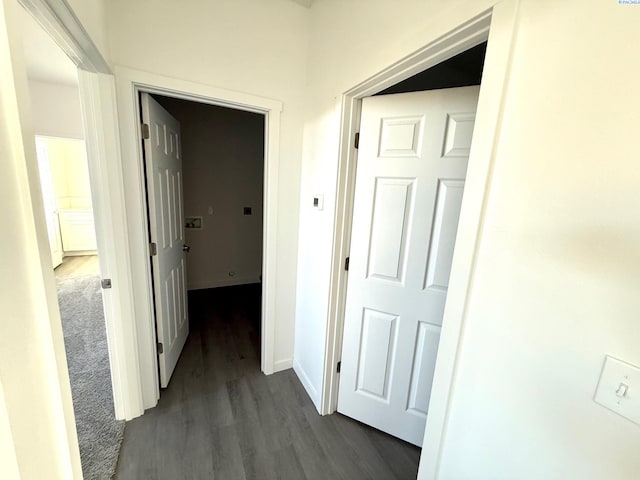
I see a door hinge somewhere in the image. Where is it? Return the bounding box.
[150,242,157,256]
[157,342,164,354]
[141,123,150,140]
[344,256,350,271]
[354,132,360,149]
[101,278,112,289]
[337,361,341,373]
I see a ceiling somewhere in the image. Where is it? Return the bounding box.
[20,6,78,87]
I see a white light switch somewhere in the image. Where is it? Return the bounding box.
[594,355,640,426]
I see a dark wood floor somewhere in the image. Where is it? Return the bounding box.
[115,284,420,480]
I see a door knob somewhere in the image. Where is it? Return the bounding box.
[182,244,190,253]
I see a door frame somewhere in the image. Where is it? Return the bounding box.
[321,2,520,477]
[115,67,283,410]
[19,1,140,423]
[7,0,135,475]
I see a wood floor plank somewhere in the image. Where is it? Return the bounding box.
[274,444,308,480]
[329,413,400,480]
[210,424,246,480]
[227,376,260,423]
[368,426,422,479]
[302,405,371,480]
[247,370,293,453]
[284,401,345,480]
[235,418,278,480]
[115,284,421,479]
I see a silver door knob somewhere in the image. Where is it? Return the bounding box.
[182,244,190,253]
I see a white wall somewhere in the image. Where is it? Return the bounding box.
[43,137,92,210]
[294,0,495,409]
[437,1,640,478]
[67,0,110,62]
[295,0,640,477]
[0,0,82,477]
[28,80,83,139]
[156,96,264,290]
[0,384,20,480]
[107,0,309,368]
[0,0,110,477]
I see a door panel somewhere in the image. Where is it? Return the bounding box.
[357,308,398,400]
[338,87,479,446]
[368,178,414,282]
[407,321,441,417]
[141,93,189,388]
[424,179,465,291]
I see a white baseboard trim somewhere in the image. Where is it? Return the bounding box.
[188,277,259,291]
[63,250,98,257]
[293,359,320,412]
[273,358,293,373]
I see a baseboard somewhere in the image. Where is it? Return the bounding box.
[293,359,321,412]
[273,358,293,373]
[63,250,97,257]
[188,277,259,291]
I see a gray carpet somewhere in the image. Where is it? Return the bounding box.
[57,274,125,480]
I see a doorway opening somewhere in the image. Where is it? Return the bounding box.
[139,93,265,390]
[334,41,487,447]
[19,6,123,478]
[114,69,282,413]
[320,8,519,477]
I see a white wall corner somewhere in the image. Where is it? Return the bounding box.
[293,359,321,412]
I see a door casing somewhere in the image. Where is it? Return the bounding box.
[321,3,520,478]
[10,0,128,476]
[115,67,283,411]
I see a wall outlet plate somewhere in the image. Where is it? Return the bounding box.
[185,216,202,229]
[594,355,640,426]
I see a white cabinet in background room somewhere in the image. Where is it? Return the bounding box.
[59,209,97,253]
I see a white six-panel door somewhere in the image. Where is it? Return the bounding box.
[337,87,480,446]
[141,93,189,388]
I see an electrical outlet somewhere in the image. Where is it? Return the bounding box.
[594,355,640,425]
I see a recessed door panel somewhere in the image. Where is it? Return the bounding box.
[367,178,415,283]
[356,309,398,401]
[176,171,184,243]
[442,113,476,157]
[178,258,187,329]
[379,116,424,157]
[157,171,168,249]
[407,321,441,417]
[425,179,465,291]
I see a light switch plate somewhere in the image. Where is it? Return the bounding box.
[594,355,640,426]
[313,194,324,210]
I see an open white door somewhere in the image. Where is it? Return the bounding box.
[141,93,189,388]
[338,87,479,446]
[35,138,63,268]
